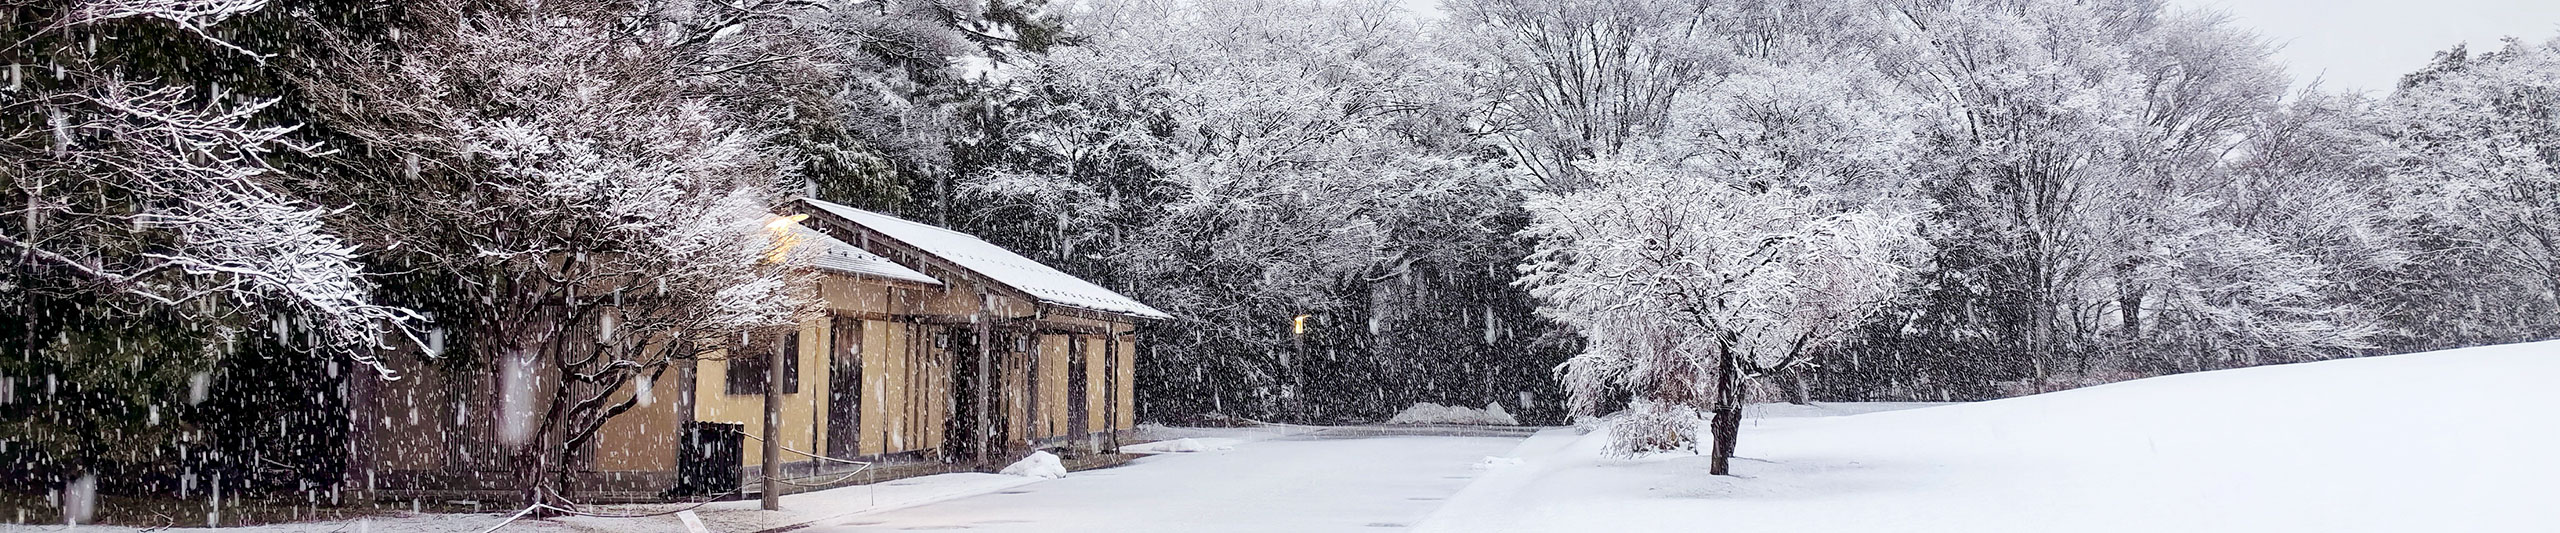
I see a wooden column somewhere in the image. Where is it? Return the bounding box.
[1104,329,1120,452]
[973,314,994,463]
[1013,333,1024,440]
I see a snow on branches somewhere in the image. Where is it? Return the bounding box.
[283,0,823,504]
[2380,37,2560,317]
[65,0,273,58]
[1522,160,1921,457]
[6,3,422,377]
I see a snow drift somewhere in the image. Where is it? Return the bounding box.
[1386,402,1520,425]
[999,451,1067,479]
[1422,340,2560,532]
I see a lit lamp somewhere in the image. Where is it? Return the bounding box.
[762,214,810,264]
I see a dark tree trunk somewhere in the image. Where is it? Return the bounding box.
[1708,342,1742,476]
[1784,370,1812,405]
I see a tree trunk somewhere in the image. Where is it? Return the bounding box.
[1710,404,1741,475]
[498,307,563,512]
[1784,370,1812,405]
[1708,342,1742,476]
[510,443,548,512]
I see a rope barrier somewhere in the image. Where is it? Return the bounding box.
[739,431,875,467]
[476,431,875,531]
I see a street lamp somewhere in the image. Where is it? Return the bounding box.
[760,213,805,511]
[1289,314,1312,423]
[763,214,811,264]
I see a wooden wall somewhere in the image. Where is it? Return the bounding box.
[853,319,951,457]
[690,316,827,468]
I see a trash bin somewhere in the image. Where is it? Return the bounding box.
[673,421,742,497]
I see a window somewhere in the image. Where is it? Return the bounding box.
[726,331,801,395]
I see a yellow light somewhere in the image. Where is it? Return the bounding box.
[764,213,810,231]
[1292,314,1311,335]
[762,214,810,264]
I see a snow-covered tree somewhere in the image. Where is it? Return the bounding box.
[2,0,421,375]
[1523,159,1920,472]
[962,0,1539,421]
[288,0,818,506]
[1444,0,1733,191]
[2368,38,2560,345]
[1516,30,1928,467]
[1843,0,2387,392]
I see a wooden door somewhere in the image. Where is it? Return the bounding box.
[826,316,863,459]
[1067,336,1089,438]
[944,325,984,461]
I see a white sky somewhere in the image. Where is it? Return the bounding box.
[2166,0,2560,95]
[1392,0,2560,96]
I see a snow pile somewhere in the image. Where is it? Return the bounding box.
[999,450,1068,479]
[1123,437,1242,454]
[1419,341,2560,532]
[1386,402,1520,425]
[1471,456,1524,470]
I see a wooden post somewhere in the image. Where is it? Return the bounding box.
[1104,329,1120,452]
[974,315,994,464]
[762,336,782,511]
[1024,330,1034,443]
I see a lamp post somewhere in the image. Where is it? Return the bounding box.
[1290,314,1311,423]
[762,336,783,511]
[760,213,806,511]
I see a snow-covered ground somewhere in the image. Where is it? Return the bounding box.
[799,429,1524,532]
[29,472,1042,533]
[1385,402,1522,425]
[1419,340,2560,532]
[43,341,2559,532]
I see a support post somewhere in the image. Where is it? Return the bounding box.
[762,337,782,511]
[974,315,995,464]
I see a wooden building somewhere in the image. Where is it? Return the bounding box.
[345,199,1164,502]
[778,197,1169,463]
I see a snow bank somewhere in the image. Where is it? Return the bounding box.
[999,450,1068,479]
[1122,437,1242,454]
[1421,340,2560,532]
[1386,402,1520,425]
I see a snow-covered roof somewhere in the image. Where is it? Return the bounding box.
[800,198,1172,320]
[792,226,942,286]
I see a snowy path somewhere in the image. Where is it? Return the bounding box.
[800,434,1528,532]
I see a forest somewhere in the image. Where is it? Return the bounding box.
[6,0,2558,510]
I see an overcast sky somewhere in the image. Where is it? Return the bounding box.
[2165,0,2560,95]
[1389,0,2558,95]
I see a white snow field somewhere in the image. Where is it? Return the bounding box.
[1385,402,1522,425]
[800,432,1522,532]
[1419,340,2560,533]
